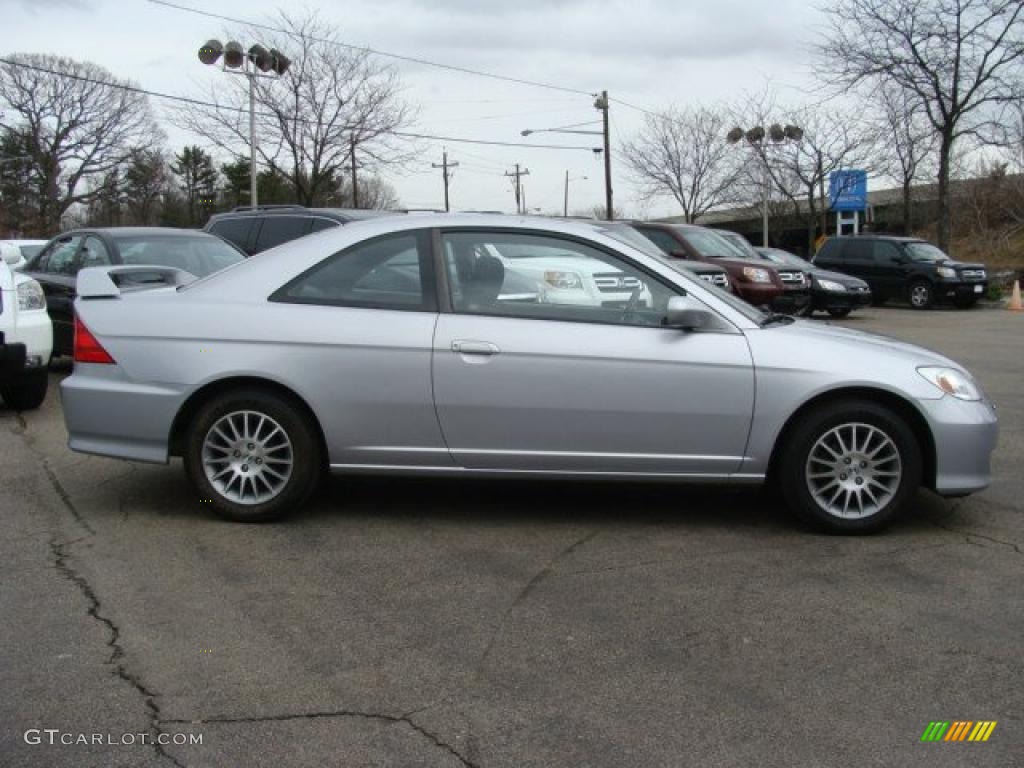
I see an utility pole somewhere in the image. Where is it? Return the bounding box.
[350,135,358,209]
[595,90,613,220]
[431,149,460,212]
[504,164,530,214]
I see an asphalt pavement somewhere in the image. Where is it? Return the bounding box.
[1,306,1021,767]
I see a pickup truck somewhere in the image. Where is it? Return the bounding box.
[0,251,53,410]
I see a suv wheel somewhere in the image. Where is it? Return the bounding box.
[0,370,48,411]
[778,399,921,533]
[908,280,933,309]
[184,389,322,522]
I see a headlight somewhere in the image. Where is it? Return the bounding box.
[16,279,46,311]
[936,266,956,279]
[742,267,771,283]
[544,270,584,290]
[817,279,846,292]
[917,366,982,401]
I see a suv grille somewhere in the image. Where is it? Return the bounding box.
[699,273,730,288]
[594,273,643,292]
[960,269,986,280]
[776,270,807,287]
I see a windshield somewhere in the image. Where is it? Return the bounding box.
[905,242,949,263]
[714,230,760,259]
[114,234,246,277]
[593,223,673,259]
[760,249,805,268]
[679,228,749,259]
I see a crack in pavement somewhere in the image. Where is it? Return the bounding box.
[49,535,186,768]
[477,528,600,672]
[932,521,1023,556]
[160,710,479,768]
[42,460,97,536]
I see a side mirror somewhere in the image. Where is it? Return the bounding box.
[1,245,20,266]
[665,295,711,331]
[669,248,690,260]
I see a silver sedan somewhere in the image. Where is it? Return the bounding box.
[61,214,998,532]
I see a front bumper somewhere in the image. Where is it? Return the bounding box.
[918,395,998,495]
[811,287,873,312]
[938,280,988,302]
[0,338,27,382]
[736,282,783,308]
[770,289,811,314]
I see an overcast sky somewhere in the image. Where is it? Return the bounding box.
[2,0,825,216]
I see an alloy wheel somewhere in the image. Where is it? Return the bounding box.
[201,410,294,505]
[805,422,902,519]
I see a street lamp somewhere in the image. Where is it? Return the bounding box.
[521,89,614,220]
[198,39,290,209]
[563,172,588,217]
[728,123,802,246]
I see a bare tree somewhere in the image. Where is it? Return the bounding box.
[621,106,739,223]
[176,11,417,208]
[817,0,1024,251]
[875,85,938,233]
[0,54,157,234]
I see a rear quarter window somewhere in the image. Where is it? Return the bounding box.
[254,216,313,253]
[208,218,256,254]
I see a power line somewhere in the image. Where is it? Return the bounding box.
[0,57,600,152]
[147,0,594,97]
[609,97,660,117]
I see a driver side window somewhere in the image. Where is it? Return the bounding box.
[441,231,680,328]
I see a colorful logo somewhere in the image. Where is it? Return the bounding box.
[921,721,997,742]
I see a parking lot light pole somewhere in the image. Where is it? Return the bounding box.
[198,39,290,209]
[727,123,803,247]
[564,171,588,217]
[522,108,610,219]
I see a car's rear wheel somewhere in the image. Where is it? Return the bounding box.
[908,280,933,309]
[0,370,48,411]
[827,308,852,318]
[184,389,322,522]
[778,399,921,533]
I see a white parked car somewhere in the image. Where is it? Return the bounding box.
[0,248,53,409]
[0,240,49,271]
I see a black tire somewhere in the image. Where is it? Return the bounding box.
[778,399,922,534]
[953,297,978,310]
[183,389,322,522]
[0,370,48,410]
[908,280,933,310]
[827,308,852,319]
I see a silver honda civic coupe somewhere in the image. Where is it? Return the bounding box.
[61,214,998,532]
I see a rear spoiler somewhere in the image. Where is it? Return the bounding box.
[77,265,197,299]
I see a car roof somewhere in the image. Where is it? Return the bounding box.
[207,207,393,222]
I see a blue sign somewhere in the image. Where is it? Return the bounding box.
[829,170,868,211]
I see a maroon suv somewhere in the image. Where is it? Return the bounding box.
[630,222,809,313]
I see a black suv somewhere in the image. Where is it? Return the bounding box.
[814,235,988,310]
[205,205,393,256]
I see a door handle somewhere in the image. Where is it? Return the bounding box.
[451,340,500,356]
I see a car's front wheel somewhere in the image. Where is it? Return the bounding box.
[0,370,48,411]
[778,399,922,533]
[184,389,323,522]
[908,280,933,309]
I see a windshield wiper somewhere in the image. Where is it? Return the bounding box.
[759,313,795,327]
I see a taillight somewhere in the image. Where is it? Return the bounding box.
[73,315,115,364]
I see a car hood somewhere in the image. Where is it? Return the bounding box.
[705,256,779,272]
[760,318,958,368]
[809,267,868,288]
[936,259,986,271]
